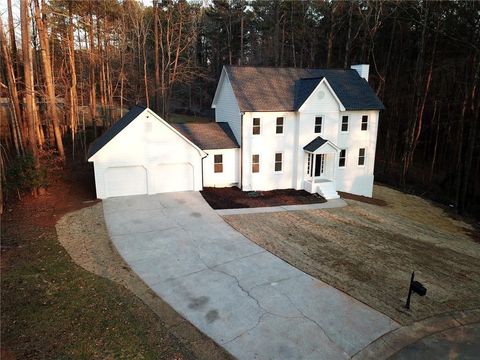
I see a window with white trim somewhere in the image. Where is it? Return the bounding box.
[275,153,283,172]
[276,117,284,134]
[361,115,368,131]
[314,116,322,133]
[214,154,223,173]
[358,148,366,166]
[339,149,346,167]
[253,118,260,135]
[252,154,260,173]
[341,116,349,132]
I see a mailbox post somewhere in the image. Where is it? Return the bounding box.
[405,271,427,310]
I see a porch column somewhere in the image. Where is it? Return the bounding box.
[332,152,336,181]
[311,153,316,180]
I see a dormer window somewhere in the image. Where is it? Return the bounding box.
[276,117,284,134]
[341,116,349,132]
[361,115,368,131]
[314,117,322,133]
[253,118,261,135]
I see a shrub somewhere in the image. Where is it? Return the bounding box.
[5,153,48,195]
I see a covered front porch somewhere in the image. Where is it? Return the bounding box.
[303,137,340,199]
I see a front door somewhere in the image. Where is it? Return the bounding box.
[314,154,325,177]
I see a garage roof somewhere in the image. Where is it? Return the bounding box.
[173,122,239,150]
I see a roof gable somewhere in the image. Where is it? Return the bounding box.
[295,77,345,111]
[224,66,385,112]
[87,105,146,159]
[303,136,340,153]
[87,106,206,160]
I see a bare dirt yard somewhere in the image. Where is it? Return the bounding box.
[223,185,480,325]
[201,187,326,209]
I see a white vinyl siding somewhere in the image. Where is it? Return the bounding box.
[213,72,242,144]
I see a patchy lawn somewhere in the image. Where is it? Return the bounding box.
[201,187,326,209]
[223,185,480,325]
[1,163,229,360]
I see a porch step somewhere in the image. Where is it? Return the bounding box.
[316,181,340,200]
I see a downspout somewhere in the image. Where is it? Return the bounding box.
[240,112,244,189]
[201,152,208,189]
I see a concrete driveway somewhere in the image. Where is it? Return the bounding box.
[103,192,398,359]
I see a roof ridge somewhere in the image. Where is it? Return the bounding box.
[226,65,351,71]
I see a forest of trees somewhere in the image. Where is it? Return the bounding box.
[0,0,479,216]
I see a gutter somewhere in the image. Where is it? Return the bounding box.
[240,112,244,190]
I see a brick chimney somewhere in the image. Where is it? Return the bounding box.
[351,64,370,81]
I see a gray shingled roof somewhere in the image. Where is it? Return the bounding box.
[224,66,385,111]
[303,136,328,152]
[87,105,146,159]
[173,122,239,150]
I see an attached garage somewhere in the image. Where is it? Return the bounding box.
[87,106,207,199]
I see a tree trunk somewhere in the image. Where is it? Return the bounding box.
[7,0,20,79]
[326,2,338,67]
[33,0,65,160]
[343,1,353,68]
[67,0,78,159]
[458,55,479,213]
[0,16,24,155]
[21,0,39,169]
[88,13,97,138]
[153,0,160,113]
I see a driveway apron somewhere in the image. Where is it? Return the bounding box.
[104,192,398,359]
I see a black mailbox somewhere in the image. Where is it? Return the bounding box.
[412,281,427,296]
[405,272,427,309]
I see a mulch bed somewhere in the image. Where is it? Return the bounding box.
[200,187,326,209]
[338,191,387,206]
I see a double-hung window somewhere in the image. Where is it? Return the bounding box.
[214,154,223,173]
[314,116,322,133]
[361,115,368,131]
[358,148,366,166]
[339,149,347,167]
[253,118,261,135]
[341,116,349,132]
[252,154,260,173]
[276,117,284,134]
[275,153,283,172]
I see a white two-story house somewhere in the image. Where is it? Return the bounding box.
[210,65,384,199]
[88,65,384,200]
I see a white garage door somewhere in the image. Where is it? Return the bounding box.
[154,163,194,193]
[105,166,148,198]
